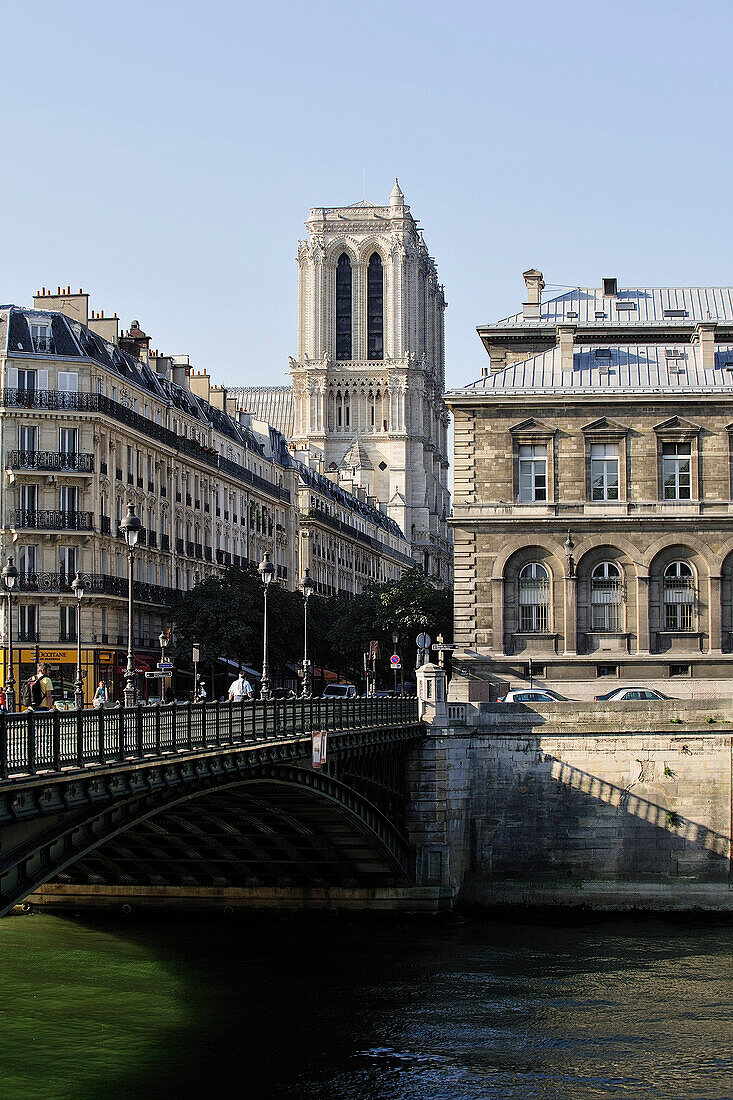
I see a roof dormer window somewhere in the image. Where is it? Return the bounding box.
[30,322,51,354]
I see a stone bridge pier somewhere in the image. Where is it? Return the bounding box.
[407,665,733,911]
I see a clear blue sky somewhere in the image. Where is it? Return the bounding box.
[2,0,732,389]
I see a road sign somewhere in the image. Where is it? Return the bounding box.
[416,632,431,651]
[432,642,456,653]
[391,662,401,671]
[157,661,174,671]
[192,645,200,664]
[390,654,400,666]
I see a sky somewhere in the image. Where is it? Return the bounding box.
[2,0,733,391]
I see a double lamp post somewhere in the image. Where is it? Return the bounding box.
[258,553,315,700]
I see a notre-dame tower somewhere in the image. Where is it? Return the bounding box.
[290,181,452,580]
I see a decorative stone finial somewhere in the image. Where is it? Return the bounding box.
[389,178,405,207]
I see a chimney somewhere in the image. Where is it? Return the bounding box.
[522,269,544,320]
[188,369,212,402]
[209,385,227,412]
[696,322,717,370]
[33,287,89,325]
[602,277,618,297]
[557,325,575,372]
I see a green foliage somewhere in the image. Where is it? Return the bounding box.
[665,810,681,829]
[663,764,676,778]
[705,716,717,723]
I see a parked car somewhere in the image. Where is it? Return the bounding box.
[497,689,569,704]
[594,687,669,702]
[321,683,357,699]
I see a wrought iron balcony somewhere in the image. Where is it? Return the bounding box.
[161,534,170,552]
[100,515,111,534]
[15,571,173,605]
[186,541,194,557]
[10,509,94,531]
[7,450,94,473]
[175,538,184,554]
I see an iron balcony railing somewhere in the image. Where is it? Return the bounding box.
[0,696,420,780]
[3,389,291,504]
[10,509,94,531]
[15,571,174,605]
[304,507,414,566]
[8,450,95,473]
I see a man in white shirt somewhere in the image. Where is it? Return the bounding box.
[228,673,253,702]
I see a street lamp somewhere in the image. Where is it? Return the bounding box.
[300,567,315,698]
[71,571,85,709]
[391,629,400,695]
[121,503,142,707]
[258,551,275,699]
[2,557,18,713]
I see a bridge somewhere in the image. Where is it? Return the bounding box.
[0,697,424,915]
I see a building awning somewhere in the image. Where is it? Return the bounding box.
[216,658,261,680]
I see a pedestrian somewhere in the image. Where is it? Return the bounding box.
[197,681,207,702]
[164,684,176,703]
[21,662,53,711]
[0,687,6,712]
[228,672,253,702]
[92,679,109,709]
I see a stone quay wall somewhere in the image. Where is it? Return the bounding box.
[407,695,733,911]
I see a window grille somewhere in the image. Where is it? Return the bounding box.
[591,562,623,631]
[518,563,550,632]
[663,561,695,631]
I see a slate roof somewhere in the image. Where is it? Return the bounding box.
[296,460,405,540]
[231,386,295,438]
[0,306,270,460]
[449,343,733,398]
[482,287,733,330]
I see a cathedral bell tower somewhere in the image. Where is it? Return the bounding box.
[291,181,452,579]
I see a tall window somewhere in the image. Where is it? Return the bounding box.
[18,545,37,575]
[17,368,37,391]
[518,563,550,632]
[18,604,39,642]
[591,443,619,501]
[18,425,38,451]
[335,253,352,360]
[18,484,37,512]
[662,442,691,500]
[60,486,77,513]
[518,444,547,502]
[367,253,384,360]
[30,323,51,353]
[664,561,695,630]
[59,605,76,642]
[59,428,77,454]
[59,545,78,581]
[591,562,623,631]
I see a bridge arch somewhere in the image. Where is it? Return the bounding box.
[0,765,413,915]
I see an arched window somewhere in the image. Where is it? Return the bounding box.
[518,563,550,632]
[367,253,384,360]
[664,561,696,631]
[335,254,352,360]
[591,562,623,632]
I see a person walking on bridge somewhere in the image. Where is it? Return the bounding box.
[228,672,252,702]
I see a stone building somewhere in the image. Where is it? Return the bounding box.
[0,288,413,702]
[230,183,453,580]
[447,272,733,695]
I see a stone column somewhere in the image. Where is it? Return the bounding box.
[563,575,577,655]
[708,573,722,653]
[416,662,448,727]
[636,570,650,653]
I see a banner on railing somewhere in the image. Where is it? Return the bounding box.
[311,730,328,770]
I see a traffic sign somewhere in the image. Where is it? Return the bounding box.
[416,632,431,651]
[390,654,400,666]
[432,642,456,653]
[157,661,174,670]
[391,662,401,670]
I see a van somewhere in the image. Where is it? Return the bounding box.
[321,683,357,699]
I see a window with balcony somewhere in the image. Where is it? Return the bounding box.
[591,562,623,631]
[60,485,78,513]
[57,371,78,392]
[59,545,78,582]
[18,545,37,575]
[17,368,37,391]
[30,323,51,353]
[18,425,38,450]
[590,443,619,501]
[59,605,77,642]
[19,483,38,512]
[664,561,696,630]
[19,604,39,642]
[517,445,547,502]
[59,427,77,454]
[662,442,691,500]
[518,563,550,632]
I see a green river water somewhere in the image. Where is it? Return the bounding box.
[0,911,730,1099]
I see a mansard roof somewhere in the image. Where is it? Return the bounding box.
[230,386,294,438]
[480,287,733,330]
[448,343,733,399]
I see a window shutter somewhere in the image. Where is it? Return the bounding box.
[38,370,49,391]
[58,371,78,392]
[6,367,17,389]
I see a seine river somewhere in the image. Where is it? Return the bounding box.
[0,911,730,1099]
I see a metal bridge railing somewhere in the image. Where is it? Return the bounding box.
[0,697,420,781]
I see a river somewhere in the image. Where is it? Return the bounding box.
[0,911,730,1099]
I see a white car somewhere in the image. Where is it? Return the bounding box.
[497,689,568,704]
[321,684,357,699]
[594,687,669,702]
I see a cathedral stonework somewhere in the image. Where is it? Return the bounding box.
[234,183,452,581]
[291,181,452,579]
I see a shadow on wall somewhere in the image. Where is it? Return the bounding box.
[470,742,730,889]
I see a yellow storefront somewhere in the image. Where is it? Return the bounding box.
[0,647,113,706]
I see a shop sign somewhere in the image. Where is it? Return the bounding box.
[311,730,328,770]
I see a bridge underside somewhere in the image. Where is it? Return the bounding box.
[50,779,404,891]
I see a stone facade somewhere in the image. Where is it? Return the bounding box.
[232,183,453,580]
[447,273,733,693]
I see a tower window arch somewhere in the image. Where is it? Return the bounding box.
[335,253,352,361]
[367,252,384,360]
[591,562,623,632]
[663,561,696,631]
[518,562,550,632]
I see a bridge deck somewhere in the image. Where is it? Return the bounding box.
[0,697,421,784]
